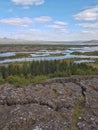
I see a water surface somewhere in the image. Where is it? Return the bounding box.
[0,46,98,64]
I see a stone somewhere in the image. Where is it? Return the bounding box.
[0,76,98,130]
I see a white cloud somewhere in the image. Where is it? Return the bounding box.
[12,0,44,6]
[34,16,52,23]
[74,5,98,21]
[75,30,98,40]
[57,28,67,33]
[1,28,98,41]
[47,21,68,33]
[24,29,42,34]
[54,21,67,26]
[0,17,32,27]
[47,24,65,29]
[0,16,69,41]
[0,16,52,27]
[3,16,98,41]
[47,21,67,30]
[77,22,98,29]
[15,29,68,41]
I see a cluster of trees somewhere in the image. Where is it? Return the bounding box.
[0,60,98,85]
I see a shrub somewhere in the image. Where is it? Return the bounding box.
[0,77,5,84]
[7,75,30,86]
[31,75,48,83]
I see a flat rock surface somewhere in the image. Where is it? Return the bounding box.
[0,76,98,130]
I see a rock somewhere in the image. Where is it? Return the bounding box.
[79,116,82,120]
[0,76,98,130]
[77,122,86,129]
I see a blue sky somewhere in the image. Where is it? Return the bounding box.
[0,0,98,41]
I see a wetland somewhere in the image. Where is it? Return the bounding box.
[0,45,98,64]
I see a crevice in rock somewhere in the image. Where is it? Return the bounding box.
[0,99,58,111]
[0,76,97,112]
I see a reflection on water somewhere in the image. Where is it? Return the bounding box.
[74,60,95,64]
[0,52,15,57]
[0,46,98,64]
[69,46,98,52]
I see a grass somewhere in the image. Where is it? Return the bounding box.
[0,53,31,60]
[89,63,98,69]
[31,75,48,83]
[87,58,98,68]
[50,53,65,56]
[69,95,98,130]
[5,75,49,86]
[0,78,5,84]
[69,96,86,130]
[10,53,31,58]
[72,51,98,56]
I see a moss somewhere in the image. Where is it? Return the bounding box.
[69,96,86,130]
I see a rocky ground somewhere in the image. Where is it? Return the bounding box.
[0,76,98,130]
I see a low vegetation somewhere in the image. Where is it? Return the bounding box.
[0,53,31,60]
[0,60,98,86]
[50,53,65,56]
[0,77,5,84]
[72,51,98,56]
[69,96,84,130]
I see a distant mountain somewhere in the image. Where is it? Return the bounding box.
[84,40,98,43]
[0,37,98,45]
[0,38,31,44]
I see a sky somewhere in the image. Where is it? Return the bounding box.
[0,0,98,41]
